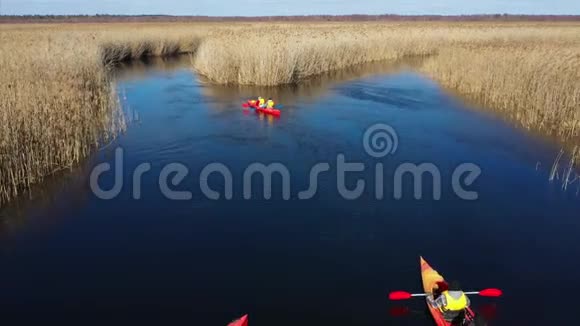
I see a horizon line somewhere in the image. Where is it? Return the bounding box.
[3,13,580,17]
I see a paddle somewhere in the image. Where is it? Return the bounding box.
[389,288,503,301]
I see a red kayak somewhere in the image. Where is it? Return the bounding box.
[228,315,248,326]
[242,101,281,117]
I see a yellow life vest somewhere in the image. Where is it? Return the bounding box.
[259,98,265,105]
[440,291,467,312]
[267,100,275,108]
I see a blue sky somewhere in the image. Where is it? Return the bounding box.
[2,0,579,16]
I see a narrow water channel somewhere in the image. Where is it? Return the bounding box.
[1,58,579,326]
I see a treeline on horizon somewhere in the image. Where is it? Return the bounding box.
[1,14,580,23]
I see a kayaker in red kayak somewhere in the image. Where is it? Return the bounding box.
[427,280,471,324]
[258,96,266,108]
[242,98,281,116]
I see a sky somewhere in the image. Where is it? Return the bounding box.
[2,0,580,16]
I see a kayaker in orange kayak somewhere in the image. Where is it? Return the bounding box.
[427,280,471,323]
[266,98,275,109]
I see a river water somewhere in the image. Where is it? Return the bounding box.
[1,58,579,326]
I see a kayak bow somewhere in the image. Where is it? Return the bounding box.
[228,315,248,326]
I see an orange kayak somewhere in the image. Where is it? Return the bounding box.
[420,257,476,326]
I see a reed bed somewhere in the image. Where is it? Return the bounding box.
[191,23,580,86]
[421,43,580,143]
[192,25,441,85]
[100,36,203,67]
[1,22,580,205]
[0,24,216,205]
[0,32,119,205]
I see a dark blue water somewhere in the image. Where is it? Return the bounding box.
[1,60,579,326]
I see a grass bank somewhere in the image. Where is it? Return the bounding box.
[100,37,202,67]
[1,29,116,204]
[191,24,439,85]
[421,43,580,145]
[0,24,216,204]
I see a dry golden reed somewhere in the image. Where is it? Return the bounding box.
[0,24,213,205]
[192,23,440,85]
[1,22,579,205]
[190,22,580,86]
[100,36,203,67]
[421,44,580,143]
